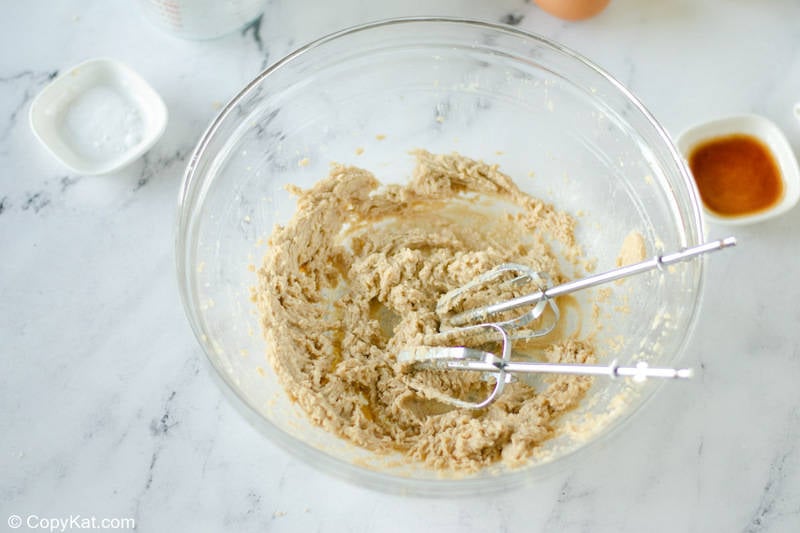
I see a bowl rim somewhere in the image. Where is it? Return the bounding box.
[176,16,706,495]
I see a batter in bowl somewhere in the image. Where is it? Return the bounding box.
[254,150,596,472]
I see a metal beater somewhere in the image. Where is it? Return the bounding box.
[398,237,736,409]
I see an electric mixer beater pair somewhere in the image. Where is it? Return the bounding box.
[398,237,736,409]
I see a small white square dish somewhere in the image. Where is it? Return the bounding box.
[675,114,800,226]
[29,58,168,175]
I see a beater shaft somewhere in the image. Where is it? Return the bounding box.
[400,346,692,381]
[446,237,736,327]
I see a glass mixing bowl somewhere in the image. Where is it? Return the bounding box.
[176,18,705,495]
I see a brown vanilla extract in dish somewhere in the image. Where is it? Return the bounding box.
[688,134,783,217]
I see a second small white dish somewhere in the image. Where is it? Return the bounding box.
[675,114,800,226]
[29,58,168,175]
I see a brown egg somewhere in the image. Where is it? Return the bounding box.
[534,0,611,21]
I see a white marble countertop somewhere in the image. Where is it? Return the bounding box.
[2,1,800,531]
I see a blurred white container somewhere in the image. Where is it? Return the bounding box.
[139,0,265,40]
